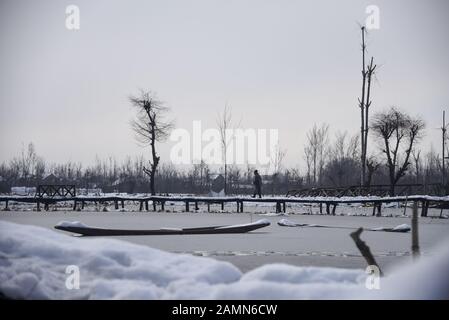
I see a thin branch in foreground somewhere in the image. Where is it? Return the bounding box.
[350,227,383,276]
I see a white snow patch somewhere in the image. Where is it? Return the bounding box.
[277,218,298,227]
[392,224,411,232]
[1,221,449,299]
[56,221,89,229]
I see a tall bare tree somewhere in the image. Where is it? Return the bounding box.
[371,107,425,195]
[217,104,237,195]
[271,144,286,175]
[130,90,173,195]
[358,26,377,186]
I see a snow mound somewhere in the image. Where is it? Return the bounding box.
[56,221,89,229]
[0,221,241,299]
[1,221,449,299]
[392,224,411,232]
[277,218,298,227]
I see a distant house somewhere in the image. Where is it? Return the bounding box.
[209,174,225,196]
[0,176,10,194]
[42,173,63,185]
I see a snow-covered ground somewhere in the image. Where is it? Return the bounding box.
[1,220,449,299]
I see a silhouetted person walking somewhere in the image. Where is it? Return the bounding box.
[252,170,262,198]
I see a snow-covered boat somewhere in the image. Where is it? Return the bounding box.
[54,219,270,236]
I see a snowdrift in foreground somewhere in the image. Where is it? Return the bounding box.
[1,221,449,299]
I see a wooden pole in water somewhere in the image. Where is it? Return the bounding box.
[412,201,420,259]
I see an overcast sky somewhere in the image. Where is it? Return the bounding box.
[1,0,448,171]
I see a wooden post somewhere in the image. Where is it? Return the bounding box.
[421,201,428,217]
[412,201,420,258]
[139,201,143,211]
[195,202,199,211]
[207,203,210,212]
[221,202,224,211]
[283,202,286,213]
[114,201,119,210]
[153,201,157,211]
[5,200,9,210]
[332,204,337,215]
[185,201,190,212]
[82,201,85,210]
[161,201,165,211]
[73,200,77,211]
[326,203,330,214]
[145,201,149,211]
[44,202,49,211]
[402,196,408,216]
[319,203,323,214]
[276,202,281,213]
[240,201,244,213]
[374,203,381,217]
[121,200,125,209]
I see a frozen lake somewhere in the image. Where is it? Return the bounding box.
[2,208,449,273]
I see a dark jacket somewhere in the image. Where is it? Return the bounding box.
[253,173,262,187]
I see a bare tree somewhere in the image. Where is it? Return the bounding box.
[366,156,380,187]
[411,149,422,184]
[271,145,286,175]
[358,26,377,186]
[270,145,287,194]
[370,107,425,195]
[130,90,173,195]
[217,104,237,195]
[303,145,313,185]
[303,124,329,185]
[323,132,360,187]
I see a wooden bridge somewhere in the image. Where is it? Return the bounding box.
[1,194,448,217]
[286,183,445,198]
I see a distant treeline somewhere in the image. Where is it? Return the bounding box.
[0,140,445,196]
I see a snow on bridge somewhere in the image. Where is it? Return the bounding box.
[0,194,448,216]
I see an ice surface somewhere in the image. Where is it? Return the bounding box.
[1,221,449,299]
